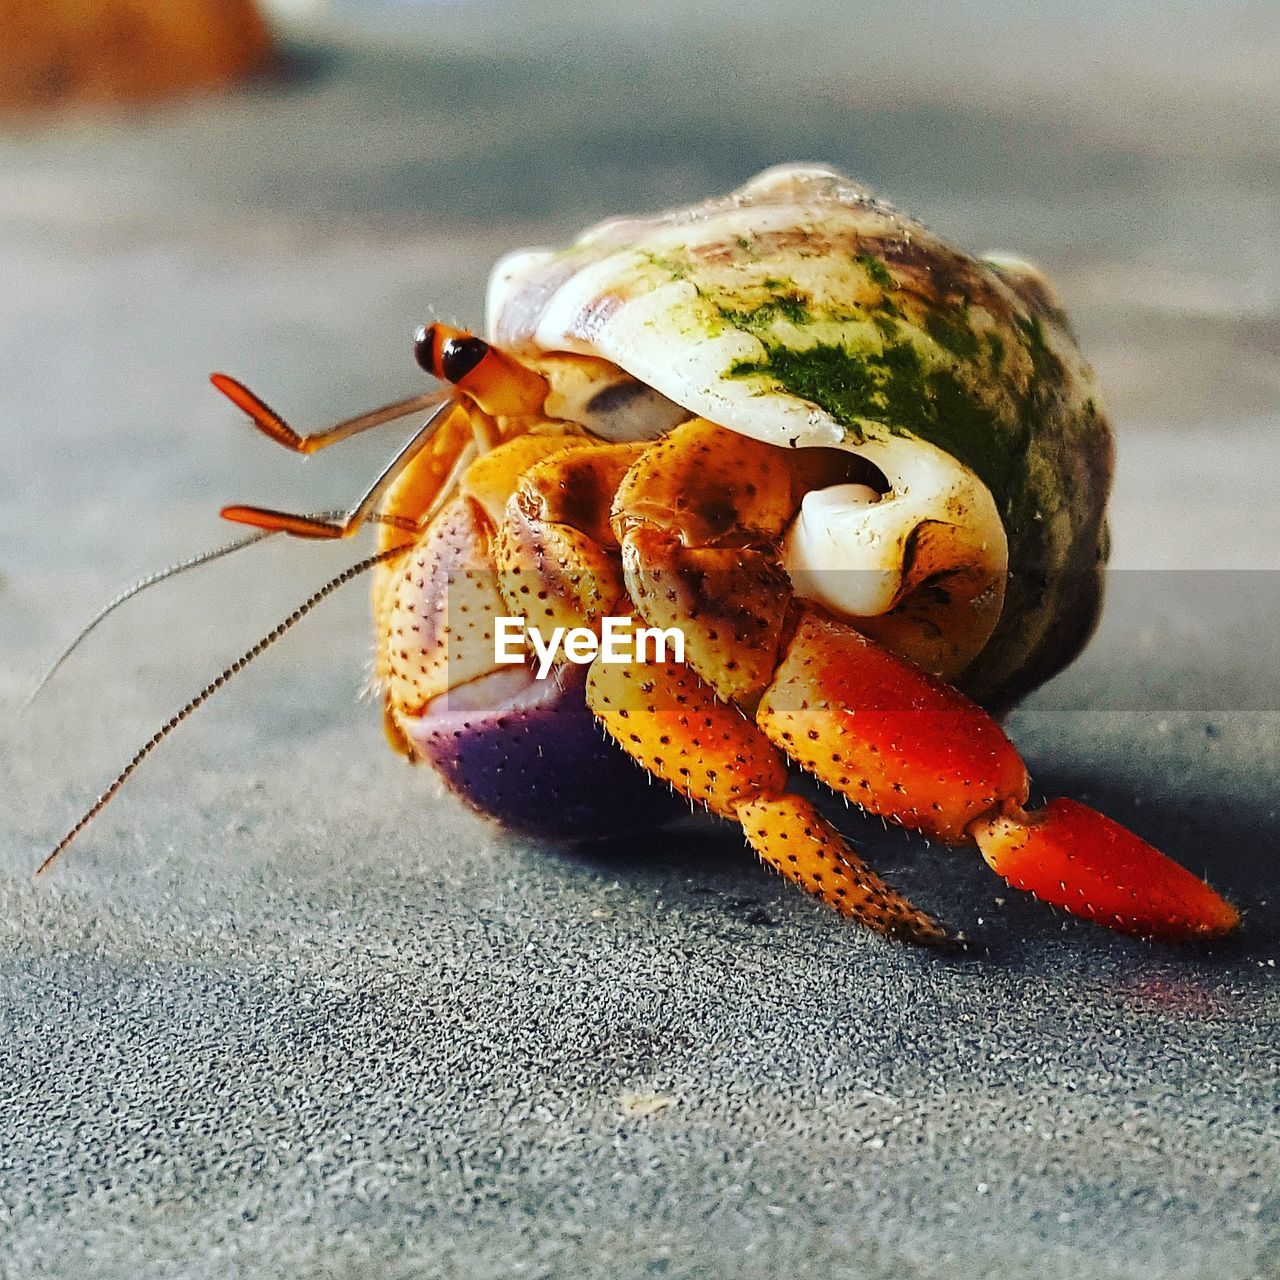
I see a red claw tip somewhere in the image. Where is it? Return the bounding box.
[971,798,1240,941]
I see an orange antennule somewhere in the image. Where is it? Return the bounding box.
[220,505,347,539]
[413,323,547,417]
[211,373,447,455]
[210,373,305,450]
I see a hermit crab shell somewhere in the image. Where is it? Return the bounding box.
[487,164,1113,709]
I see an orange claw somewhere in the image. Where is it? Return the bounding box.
[756,609,1030,842]
[971,799,1240,941]
[754,609,1238,941]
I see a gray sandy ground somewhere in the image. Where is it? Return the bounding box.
[1,4,1277,1277]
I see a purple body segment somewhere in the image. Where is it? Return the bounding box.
[402,662,686,842]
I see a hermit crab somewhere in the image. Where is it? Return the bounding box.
[39,164,1238,945]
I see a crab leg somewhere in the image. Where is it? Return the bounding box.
[970,801,1240,939]
[756,608,1239,941]
[610,419,1238,942]
[487,438,943,942]
[611,422,803,706]
[586,646,947,945]
[493,440,645,632]
[756,609,1029,842]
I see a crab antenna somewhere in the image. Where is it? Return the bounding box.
[24,522,325,708]
[36,544,406,878]
[24,510,425,708]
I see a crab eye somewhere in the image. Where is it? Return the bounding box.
[412,323,439,374]
[439,335,489,383]
[413,323,490,384]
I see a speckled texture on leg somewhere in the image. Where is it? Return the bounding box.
[740,793,947,945]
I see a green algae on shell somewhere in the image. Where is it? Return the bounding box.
[485,164,1114,710]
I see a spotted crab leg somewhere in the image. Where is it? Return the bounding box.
[614,420,1239,943]
[491,437,947,944]
[492,440,646,630]
[585,646,948,946]
[756,608,1239,941]
[970,801,1240,939]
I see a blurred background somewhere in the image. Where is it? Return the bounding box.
[3,0,1277,564]
[2,4,1278,1278]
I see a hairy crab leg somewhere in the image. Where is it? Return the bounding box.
[971,801,1240,939]
[756,608,1239,941]
[609,419,1238,941]
[381,493,514,717]
[483,433,945,943]
[611,418,813,707]
[494,440,646,632]
[585,647,947,945]
[757,609,1030,842]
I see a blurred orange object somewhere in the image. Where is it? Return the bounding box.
[0,0,273,111]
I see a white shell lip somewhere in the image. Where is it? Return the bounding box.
[784,483,902,617]
[483,162,924,452]
[782,436,1009,675]
[485,164,1017,673]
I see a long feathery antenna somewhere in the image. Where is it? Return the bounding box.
[25,521,325,707]
[36,545,405,877]
[25,511,422,708]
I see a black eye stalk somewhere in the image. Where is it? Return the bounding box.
[414,323,490,384]
[412,322,548,417]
